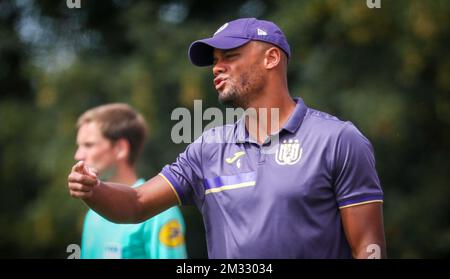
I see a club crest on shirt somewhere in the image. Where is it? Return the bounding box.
[159,220,184,248]
[275,139,302,165]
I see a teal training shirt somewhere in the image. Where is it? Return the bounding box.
[81,178,187,259]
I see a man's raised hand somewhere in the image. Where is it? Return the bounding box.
[68,161,100,199]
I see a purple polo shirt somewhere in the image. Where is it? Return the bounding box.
[160,98,383,258]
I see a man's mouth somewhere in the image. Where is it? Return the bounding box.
[214,77,226,90]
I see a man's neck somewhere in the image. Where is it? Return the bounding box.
[244,92,296,145]
[109,164,138,186]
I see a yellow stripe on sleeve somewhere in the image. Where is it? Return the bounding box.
[339,200,383,209]
[158,173,182,206]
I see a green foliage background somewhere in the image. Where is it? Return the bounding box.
[0,0,449,258]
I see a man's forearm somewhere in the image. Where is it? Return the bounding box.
[83,181,142,224]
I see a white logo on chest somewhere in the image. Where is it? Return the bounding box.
[275,139,302,165]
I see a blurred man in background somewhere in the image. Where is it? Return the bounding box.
[75,103,187,259]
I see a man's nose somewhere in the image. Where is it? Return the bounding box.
[74,148,85,161]
[213,61,226,77]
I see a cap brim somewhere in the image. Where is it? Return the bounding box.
[188,36,250,66]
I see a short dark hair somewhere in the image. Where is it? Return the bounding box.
[77,103,148,165]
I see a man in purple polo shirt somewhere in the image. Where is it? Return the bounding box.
[68,18,386,258]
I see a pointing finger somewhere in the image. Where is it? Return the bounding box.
[68,172,98,187]
[72,161,85,173]
[89,167,99,176]
[84,165,98,178]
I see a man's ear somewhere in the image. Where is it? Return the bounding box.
[264,47,281,70]
[114,138,130,161]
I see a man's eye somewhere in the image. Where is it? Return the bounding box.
[225,53,238,58]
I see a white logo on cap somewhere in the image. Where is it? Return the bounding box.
[257,28,267,36]
[214,23,229,36]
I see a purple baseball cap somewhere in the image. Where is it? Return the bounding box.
[188,18,291,67]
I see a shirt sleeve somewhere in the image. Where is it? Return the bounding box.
[144,206,188,259]
[159,136,204,207]
[333,122,383,209]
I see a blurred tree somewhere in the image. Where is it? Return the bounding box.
[273,0,450,257]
